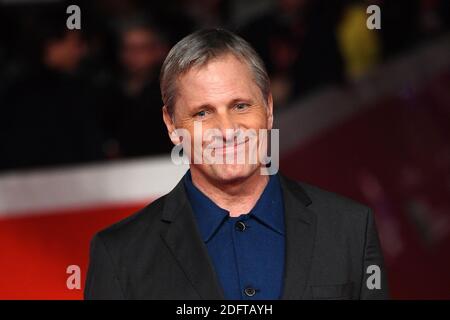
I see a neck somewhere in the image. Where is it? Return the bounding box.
[190,167,269,217]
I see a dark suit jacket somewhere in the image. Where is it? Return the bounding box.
[84,173,389,299]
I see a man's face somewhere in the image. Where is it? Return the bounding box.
[163,54,273,184]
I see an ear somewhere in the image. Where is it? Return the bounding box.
[162,106,180,145]
[266,93,274,130]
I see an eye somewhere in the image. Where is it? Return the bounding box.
[194,110,208,118]
[235,103,249,110]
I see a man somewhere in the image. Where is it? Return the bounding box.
[97,19,172,158]
[1,25,102,170]
[85,29,389,299]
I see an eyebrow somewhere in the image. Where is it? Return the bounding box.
[191,98,255,112]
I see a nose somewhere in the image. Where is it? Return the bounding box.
[215,112,239,140]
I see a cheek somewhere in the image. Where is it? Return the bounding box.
[239,109,269,129]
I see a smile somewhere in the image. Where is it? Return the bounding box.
[207,138,249,154]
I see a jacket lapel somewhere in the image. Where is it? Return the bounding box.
[279,175,317,299]
[160,178,225,300]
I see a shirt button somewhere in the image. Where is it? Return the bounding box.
[244,287,256,297]
[235,221,246,232]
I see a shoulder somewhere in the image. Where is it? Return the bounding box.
[92,194,168,253]
[291,180,372,228]
[300,182,369,214]
[288,180,375,253]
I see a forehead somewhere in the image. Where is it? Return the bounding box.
[176,54,262,107]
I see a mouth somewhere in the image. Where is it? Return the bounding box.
[206,137,249,154]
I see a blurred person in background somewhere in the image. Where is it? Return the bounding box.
[180,0,232,29]
[239,0,345,106]
[96,18,173,158]
[335,0,449,80]
[337,0,382,80]
[0,8,103,171]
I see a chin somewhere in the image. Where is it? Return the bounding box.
[208,163,259,184]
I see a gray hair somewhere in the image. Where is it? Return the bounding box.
[160,28,270,116]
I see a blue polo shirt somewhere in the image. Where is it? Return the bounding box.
[183,171,285,300]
